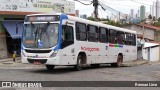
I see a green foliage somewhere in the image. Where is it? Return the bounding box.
[87,17,127,27]
[158,17,160,22]
[104,20,127,27]
[148,14,152,19]
[87,16,95,21]
[153,16,156,21]
[151,22,160,27]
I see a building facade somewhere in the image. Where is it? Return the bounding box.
[140,5,146,20]
[0,0,75,59]
[124,24,160,42]
[130,9,134,19]
[156,0,160,19]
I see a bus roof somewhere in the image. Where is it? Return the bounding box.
[67,15,136,34]
[26,12,136,34]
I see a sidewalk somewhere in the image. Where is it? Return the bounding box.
[121,59,149,67]
[0,57,44,69]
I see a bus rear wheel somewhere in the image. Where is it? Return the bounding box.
[74,55,83,71]
[91,64,100,68]
[111,55,123,67]
[46,65,55,71]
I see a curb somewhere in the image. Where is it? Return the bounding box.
[0,58,21,63]
[0,58,13,63]
[121,60,149,67]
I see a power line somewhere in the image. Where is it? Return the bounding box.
[130,0,152,6]
[101,0,139,8]
[98,1,128,19]
[74,0,93,5]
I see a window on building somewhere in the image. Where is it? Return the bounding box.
[99,27,108,43]
[76,22,87,41]
[109,29,117,44]
[87,25,98,42]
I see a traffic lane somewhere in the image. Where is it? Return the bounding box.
[0,63,160,81]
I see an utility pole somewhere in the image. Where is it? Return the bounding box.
[93,0,98,21]
[119,12,120,21]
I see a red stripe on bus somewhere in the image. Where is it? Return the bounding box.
[109,44,114,47]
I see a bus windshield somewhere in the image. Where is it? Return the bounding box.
[23,23,59,48]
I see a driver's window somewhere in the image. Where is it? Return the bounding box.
[62,25,74,41]
[61,25,74,48]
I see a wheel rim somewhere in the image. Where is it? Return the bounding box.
[78,57,82,68]
[117,56,122,66]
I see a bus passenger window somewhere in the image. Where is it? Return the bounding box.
[131,34,136,46]
[125,33,131,45]
[76,22,87,41]
[99,27,108,43]
[117,31,124,45]
[88,25,98,42]
[109,29,117,44]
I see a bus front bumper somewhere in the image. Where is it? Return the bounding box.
[21,56,61,65]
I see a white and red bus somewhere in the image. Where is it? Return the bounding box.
[21,13,137,71]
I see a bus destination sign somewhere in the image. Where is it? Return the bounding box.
[26,15,60,22]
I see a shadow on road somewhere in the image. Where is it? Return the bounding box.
[28,64,126,74]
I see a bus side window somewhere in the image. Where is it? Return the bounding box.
[131,34,136,46]
[61,25,74,49]
[109,29,117,44]
[76,22,87,41]
[125,33,131,45]
[99,27,108,43]
[117,31,124,45]
[87,25,98,42]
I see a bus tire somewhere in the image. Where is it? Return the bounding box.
[46,65,55,71]
[111,55,123,67]
[91,64,100,68]
[74,55,82,71]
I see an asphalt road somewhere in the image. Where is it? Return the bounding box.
[0,62,160,90]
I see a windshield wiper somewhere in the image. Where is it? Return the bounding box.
[34,27,38,41]
[40,22,50,38]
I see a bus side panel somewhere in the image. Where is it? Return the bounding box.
[124,46,137,61]
[60,44,76,65]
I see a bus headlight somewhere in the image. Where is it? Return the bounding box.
[50,51,58,57]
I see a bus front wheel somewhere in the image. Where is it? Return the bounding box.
[74,55,82,71]
[111,55,123,67]
[46,65,55,71]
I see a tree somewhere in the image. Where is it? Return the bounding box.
[158,17,160,22]
[87,16,95,21]
[148,14,152,19]
[153,16,156,21]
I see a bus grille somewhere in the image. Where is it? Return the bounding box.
[25,49,52,53]
[27,59,47,64]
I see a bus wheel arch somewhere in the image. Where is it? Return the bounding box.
[111,53,123,67]
[74,52,87,71]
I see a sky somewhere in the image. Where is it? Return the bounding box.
[73,0,157,18]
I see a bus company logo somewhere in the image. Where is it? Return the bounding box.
[2,82,11,87]
[81,46,99,52]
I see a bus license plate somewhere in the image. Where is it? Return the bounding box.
[33,61,41,65]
